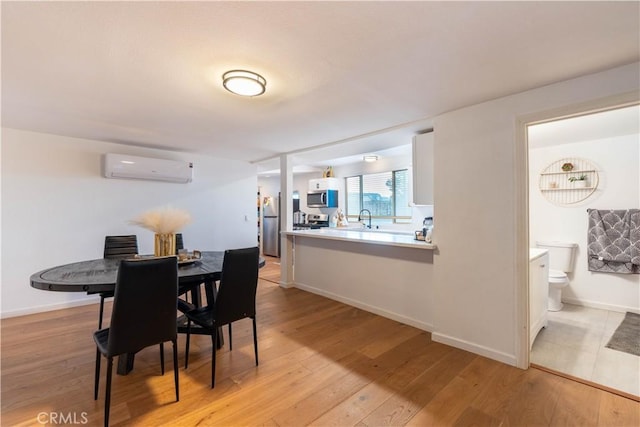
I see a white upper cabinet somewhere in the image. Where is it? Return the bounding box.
[412,132,434,205]
[309,178,340,191]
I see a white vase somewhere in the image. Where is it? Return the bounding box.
[573,180,588,188]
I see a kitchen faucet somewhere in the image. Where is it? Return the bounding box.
[358,209,372,229]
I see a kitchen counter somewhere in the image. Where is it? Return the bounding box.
[282,227,436,250]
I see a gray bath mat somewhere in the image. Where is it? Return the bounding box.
[606,312,640,357]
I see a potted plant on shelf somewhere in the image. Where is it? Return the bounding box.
[561,162,574,172]
[568,174,588,188]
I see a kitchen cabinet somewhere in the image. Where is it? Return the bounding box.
[412,132,434,205]
[309,178,340,191]
[529,249,549,349]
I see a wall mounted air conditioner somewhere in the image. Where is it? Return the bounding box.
[103,153,193,183]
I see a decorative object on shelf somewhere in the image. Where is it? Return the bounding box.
[568,174,589,188]
[539,157,599,205]
[130,207,191,257]
[322,166,334,178]
[561,162,574,172]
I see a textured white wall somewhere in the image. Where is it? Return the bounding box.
[529,134,640,312]
[1,128,257,317]
[432,62,639,365]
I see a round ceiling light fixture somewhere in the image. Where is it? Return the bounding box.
[222,69,266,97]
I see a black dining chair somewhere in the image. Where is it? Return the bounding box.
[175,233,184,254]
[93,256,179,427]
[184,246,260,388]
[96,235,139,329]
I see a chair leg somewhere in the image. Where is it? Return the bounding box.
[94,348,101,400]
[172,339,179,402]
[228,323,233,351]
[104,357,113,427]
[98,295,105,329]
[252,317,259,366]
[211,326,217,388]
[185,320,191,369]
[160,342,165,375]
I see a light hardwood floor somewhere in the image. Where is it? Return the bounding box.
[2,257,638,426]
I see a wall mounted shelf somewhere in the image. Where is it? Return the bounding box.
[539,158,599,205]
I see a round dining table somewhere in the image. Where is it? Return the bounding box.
[30,251,239,293]
[30,251,265,374]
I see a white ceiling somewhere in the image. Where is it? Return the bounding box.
[2,1,639,169]
[528,105,640,149]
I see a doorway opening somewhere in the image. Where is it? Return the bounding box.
[527,104,639,399]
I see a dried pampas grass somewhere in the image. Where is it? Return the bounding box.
[130,206,191,234]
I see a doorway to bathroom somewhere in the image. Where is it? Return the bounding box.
[527,104,640,399]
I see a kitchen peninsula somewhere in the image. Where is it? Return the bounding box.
[282,228,436,331]
[284,227,437,250]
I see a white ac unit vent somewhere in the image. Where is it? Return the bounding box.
[103,153,193,183]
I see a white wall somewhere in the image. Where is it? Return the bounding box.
[432,62,639,366]
[529,134,640,312]
[1,128,257,317]
[293,236,435,331]
[258,176,281,202]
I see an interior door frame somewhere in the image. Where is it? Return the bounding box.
[514,90,640,369]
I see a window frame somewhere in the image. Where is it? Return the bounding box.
[345,169,412,225]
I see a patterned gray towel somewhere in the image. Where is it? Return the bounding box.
[587,209,640,274]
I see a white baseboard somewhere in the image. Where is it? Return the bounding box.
[431,332,518,367]
[0,297,98,319]
[562,297,640,314]
[278,280,295,289]
[294,282,433,332]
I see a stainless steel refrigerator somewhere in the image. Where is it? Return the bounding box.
[263,194,280,257]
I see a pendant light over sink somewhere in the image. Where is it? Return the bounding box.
[222,70,266,97]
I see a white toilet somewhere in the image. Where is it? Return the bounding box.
[536,241,578,311]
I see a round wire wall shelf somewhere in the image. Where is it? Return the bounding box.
[539,157,599,205]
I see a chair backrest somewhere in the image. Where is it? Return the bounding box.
[107,257,178,356]
[175,233,184,254]
[215,247,260,325]
[104,235,139,259]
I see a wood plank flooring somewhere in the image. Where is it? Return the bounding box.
[2,257,638,426]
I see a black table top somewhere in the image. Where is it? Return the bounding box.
[30,251,264,293]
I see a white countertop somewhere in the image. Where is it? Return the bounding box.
[530,248,548,261]
[282,228,437,250]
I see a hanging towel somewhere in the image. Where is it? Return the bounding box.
[587,209,640,274]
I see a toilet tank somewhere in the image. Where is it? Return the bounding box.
[536,241,577,273]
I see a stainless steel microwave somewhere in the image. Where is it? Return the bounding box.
[307,190,338,208]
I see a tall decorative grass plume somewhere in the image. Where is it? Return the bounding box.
[130,206,191,234]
